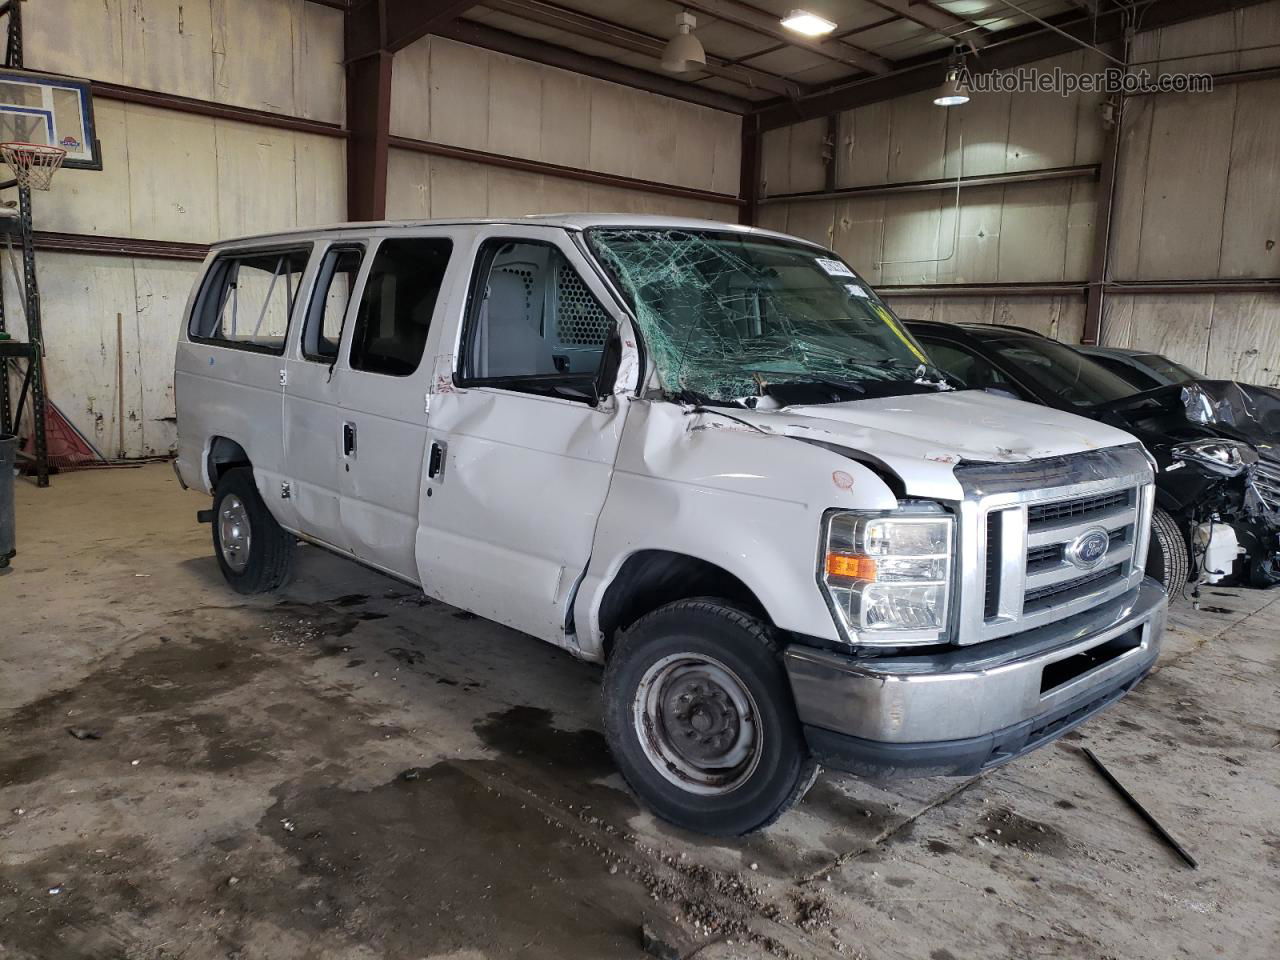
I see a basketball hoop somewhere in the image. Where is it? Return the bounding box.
[0,142,67,191]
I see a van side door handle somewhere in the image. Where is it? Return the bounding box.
[343,422,356,457]
[427,440,446,479]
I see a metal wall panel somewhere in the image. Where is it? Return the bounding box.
[1135,89,1236,281]
[28,0,344,124]
[2,251,202,458]
[34,104,344,241]
[1220,80,1280,278]
[395,36,740,195]
[387,147,735,222]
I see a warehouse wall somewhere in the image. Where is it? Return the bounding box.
[758,46,1106,345]
[759,1,1280,386]
[8,8,743,461]
[1103,6,1280,383]
[385,35,741,221]
[10,0,346,458]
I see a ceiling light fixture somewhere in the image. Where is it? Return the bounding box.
[780,10,838,36]
[661,11,706,73]
[933,64,971,107]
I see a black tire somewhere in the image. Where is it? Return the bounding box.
[1146,506,1190,595]
[212,466,295,594]
[602,599,818,836]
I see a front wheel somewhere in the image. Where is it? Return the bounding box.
[1146,505,1190,596]
[212,467,296,594]
[602,599,817,836]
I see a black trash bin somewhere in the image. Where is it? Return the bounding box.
[0,433,15,568]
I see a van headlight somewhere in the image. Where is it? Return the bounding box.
[819,506,954,646]
[1171,438,1258,476]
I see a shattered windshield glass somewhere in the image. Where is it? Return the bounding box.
[585,228,932,403]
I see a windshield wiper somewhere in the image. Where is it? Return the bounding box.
[845,357,952,386]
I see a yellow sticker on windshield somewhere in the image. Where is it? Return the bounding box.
[872,302,927,364]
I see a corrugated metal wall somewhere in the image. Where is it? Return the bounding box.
[761,2,1280,386]
[13,0,347,458]
[10,2,742,460]
[385,36,741,221]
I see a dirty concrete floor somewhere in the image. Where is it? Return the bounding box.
[2,465,1278,960]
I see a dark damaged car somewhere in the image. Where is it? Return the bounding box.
[906,321,1280,592]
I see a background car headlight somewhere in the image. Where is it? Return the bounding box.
[819,506,954,645]
[1170,438,1259,476]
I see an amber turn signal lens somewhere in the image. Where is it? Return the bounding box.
[825,552,877,580]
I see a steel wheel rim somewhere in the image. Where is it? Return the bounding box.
[217,494,251,573]
[633,652,761,796]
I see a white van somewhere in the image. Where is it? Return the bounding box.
[174,216,1167,835]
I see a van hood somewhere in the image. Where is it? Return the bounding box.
[717,388,1140,501]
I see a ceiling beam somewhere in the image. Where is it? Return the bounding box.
[680,0,894,75]
[346,0,479,61]
[485,0,801,97]
[753,0,1272,130]
[435,19,752,113]
[865,0,989,50]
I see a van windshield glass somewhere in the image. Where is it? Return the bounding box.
[585,228,931,403]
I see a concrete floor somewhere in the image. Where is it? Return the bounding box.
[2,464,1278,960]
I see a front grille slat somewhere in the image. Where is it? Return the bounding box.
[1027,490,1129,528]
[1024,564,1123,611]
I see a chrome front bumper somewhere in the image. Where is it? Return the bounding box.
[784,578,1167,777]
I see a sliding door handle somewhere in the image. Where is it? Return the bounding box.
[343,422,356,457]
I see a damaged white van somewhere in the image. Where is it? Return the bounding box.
[175,216,1167,835]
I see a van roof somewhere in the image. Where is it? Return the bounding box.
[209,214,816,251]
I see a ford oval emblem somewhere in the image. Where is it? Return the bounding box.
[1065,527,1111,570]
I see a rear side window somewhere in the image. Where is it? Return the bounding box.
[303,246,363,361]
[190,248,310,354]
[348,238,453,377]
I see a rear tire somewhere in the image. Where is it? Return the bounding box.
[1146,506,1190,595]
[212,467,295,594]
[602,599,817,836]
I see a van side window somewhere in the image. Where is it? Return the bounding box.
[189,248,310,354]
[348,238,453,377]
[302,246,363,361]
[461,239,615,397]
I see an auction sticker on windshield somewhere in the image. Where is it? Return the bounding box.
[816,257,854,277]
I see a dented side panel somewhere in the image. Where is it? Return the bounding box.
[575,401,900,659]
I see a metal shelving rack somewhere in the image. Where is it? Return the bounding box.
[0,0,49,486]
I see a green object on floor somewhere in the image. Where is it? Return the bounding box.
[0,331,10,340]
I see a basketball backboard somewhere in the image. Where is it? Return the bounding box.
[0,67,98,170]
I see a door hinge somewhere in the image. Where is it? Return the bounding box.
[281,481,292,499]
[279,369,288,386]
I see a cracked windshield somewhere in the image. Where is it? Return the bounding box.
[586,228,937,405]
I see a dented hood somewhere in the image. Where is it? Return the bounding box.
[723,389,1139,501]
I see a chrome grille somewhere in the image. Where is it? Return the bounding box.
[1254,459,1280,511]
[954,445,1155,646]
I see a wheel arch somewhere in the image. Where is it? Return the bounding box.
[206,436,250,490]
[595,550,768,660]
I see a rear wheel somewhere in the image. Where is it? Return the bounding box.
[212,467,295,594]
[602,599,817,836]
[1146,506,1190,596]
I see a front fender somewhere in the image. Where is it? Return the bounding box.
[574,401,899,660]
